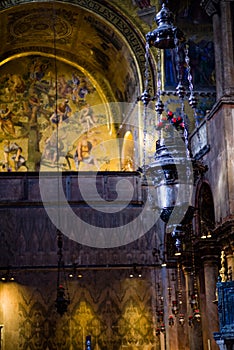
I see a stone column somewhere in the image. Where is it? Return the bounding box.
[202,258,220,350]
[201,0,234,99]
[220,0,234,97]
[212,12,223,99]
[185,272,203,350]
[183,266,193,350]
[200,0,223,98]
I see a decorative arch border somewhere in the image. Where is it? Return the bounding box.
[0,0,156,96]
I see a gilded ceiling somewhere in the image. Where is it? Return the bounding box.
[0,0,152,104]
[0,0,215,173]
[0,0,156,172]
[0,0,213,103]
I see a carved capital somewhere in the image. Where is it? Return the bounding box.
[200,0,220,16]
[198,239,220,263]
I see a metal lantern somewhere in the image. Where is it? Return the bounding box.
[193,309,201,323]
[144,2,207,234]
[179,314,185,326]
[188,315,194,327]
[172,300,179,316]
[146,136,195,231]
[55,230,70,316]
[168,315,174,327]
[55,284,70,316]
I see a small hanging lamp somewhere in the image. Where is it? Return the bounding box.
[55,229,70,316]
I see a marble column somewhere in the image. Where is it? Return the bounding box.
[202,258,220,350]
[184,268,203,350]
[201,0,234,99]
[212,12,223,99]
[220,0,234,97]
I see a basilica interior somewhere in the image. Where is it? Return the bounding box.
[0,0,234,349]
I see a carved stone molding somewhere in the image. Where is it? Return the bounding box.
[214,218,234,255]
[197,239,220,264]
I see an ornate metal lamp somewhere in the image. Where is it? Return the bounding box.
[146,3,185,49]
[171,300,179,316]
[179,314,185,326]
[55,229,70,316]
[142,2,207,243]
[168,315,174,327]
[140,3,207,333]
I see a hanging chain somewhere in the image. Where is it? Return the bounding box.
[144,41,150,94]
[57,228,70,301]
[184,44,201,153]
[155,48,164,143]
[177,261,183,309]
[191,243,198,297]
[51,5,70,315]
[190,240,200,317]
[57,229,63,288]
[141,41,151,178]
[184,45,198,122]
[53,4,62,270]
[174,38,192,159]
